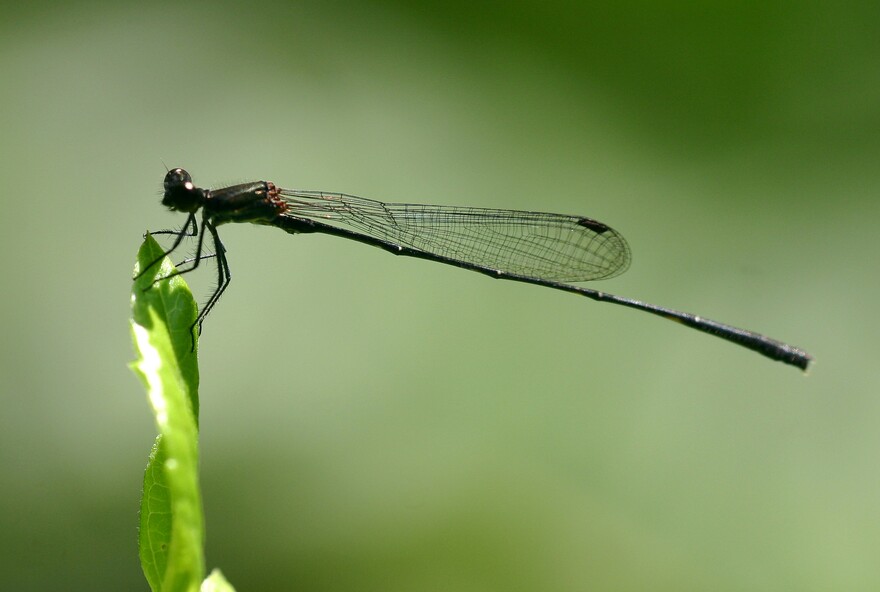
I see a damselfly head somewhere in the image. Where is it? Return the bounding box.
[162,167,204,213]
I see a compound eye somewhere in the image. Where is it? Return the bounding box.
[164,168,193,191]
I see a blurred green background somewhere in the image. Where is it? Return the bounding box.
[1,0,878,590]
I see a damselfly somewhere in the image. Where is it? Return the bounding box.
[135,168,812,371]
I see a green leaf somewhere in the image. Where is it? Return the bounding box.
[201,569,237,592]
[130,235,204,592]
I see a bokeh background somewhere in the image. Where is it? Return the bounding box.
[1,1,878,590]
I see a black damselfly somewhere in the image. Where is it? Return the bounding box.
[135,168,812,371]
